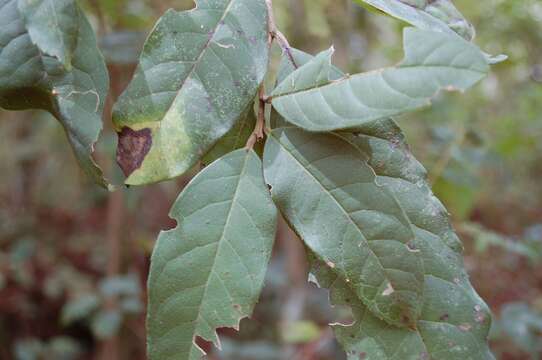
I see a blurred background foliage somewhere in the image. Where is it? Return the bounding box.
[1,0,541,359]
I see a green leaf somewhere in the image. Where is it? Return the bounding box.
[113,0,270,185]
[147,149,277,360]
[263,128,424,328]
[310,119,494,359]
[270,47,343,129]
[202,103,256,166]
[18,0,79,69]
[0,0,110,188]
[352,0,475,41]
[352,0,507,64]
[271,28,489,132]
[273,45,494,360]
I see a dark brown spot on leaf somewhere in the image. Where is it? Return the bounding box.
[117,127,152,177]
[359,352,367,359]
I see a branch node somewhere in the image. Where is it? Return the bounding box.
[245,85,266,150]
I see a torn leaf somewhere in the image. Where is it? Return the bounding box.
[147,149,277,360]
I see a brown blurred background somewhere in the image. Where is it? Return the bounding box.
[1,0,541,359]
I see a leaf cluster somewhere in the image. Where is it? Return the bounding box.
[0,0,505,359]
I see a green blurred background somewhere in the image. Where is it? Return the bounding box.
[1,0,541,359]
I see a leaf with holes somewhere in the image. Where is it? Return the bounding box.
[147,149,277,360]
[113,0,270,185]
[0,0,109,188]
[263,128,424,328]
[271,28,489,132]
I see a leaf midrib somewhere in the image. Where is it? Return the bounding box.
[272,63,485,100]
[161,0,235,122]
[334,131,491,358]
[190,150,251,347]
[268,131,418,313]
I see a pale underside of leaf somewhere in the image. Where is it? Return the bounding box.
[271,27,489,132]
[263,128,425,328]
[113,0,269,185]
[18,0,79,69]
[0,0,110,188]
[147,149,277,360]
[353,0,475,41]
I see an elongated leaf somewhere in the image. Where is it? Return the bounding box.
[308,120,494,359]
[0,0,110,188]
[147,149,277,360]
[113,0,269,185]
[263,128,424,328]
[18,0,79,69]
[271,28,489,132]
[353,0,475,41]
[353,0,507,65]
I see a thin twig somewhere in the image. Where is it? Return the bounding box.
[266,0,297,69]
[274,30,297,69]
[245,85,266,150]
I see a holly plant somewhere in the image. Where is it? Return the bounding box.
[0,0,506,359]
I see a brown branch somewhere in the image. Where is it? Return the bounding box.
[266,0,297,69]
[98,64,124,360]
[245,85,266,150]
